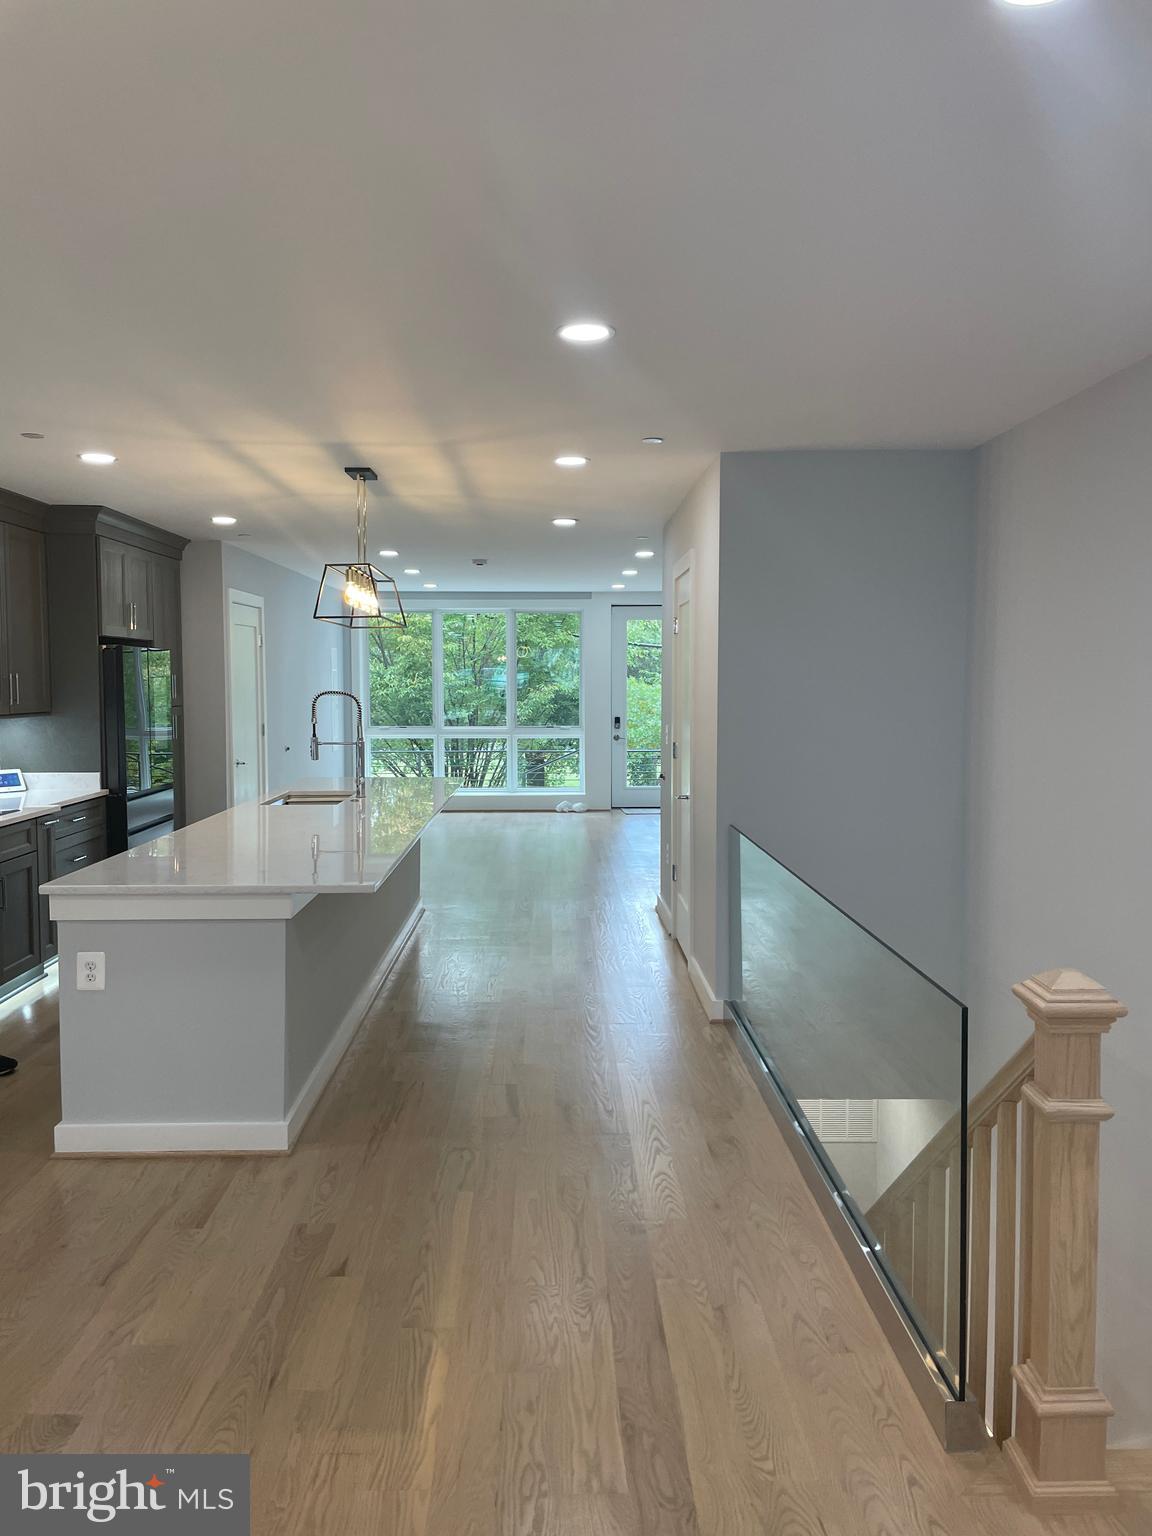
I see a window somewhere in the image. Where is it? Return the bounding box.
[625,616,662,787]
[361,608,583,791]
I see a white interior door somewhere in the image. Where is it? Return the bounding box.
[611,605,663,808]
[671,569,692,956]
[228,593,267,805]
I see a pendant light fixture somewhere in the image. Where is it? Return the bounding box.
[314,467,407,628]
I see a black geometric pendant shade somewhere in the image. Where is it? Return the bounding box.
[314,467,408,629]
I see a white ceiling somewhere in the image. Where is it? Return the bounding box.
[2,0,1151,591]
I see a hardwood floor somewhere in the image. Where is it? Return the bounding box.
[1,810,1149,1534]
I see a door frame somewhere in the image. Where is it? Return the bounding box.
[669,555,693,958]
[610,604,662,808]
[226,589,269,805]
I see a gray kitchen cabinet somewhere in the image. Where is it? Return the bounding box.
[0,847,41,987]
[150,553,182,660]
[99,536,154,641]
[0,520,51,715]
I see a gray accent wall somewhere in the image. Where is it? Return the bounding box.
[717,451,975,996]
[968,355,1152,1445]
[181,541,352,824]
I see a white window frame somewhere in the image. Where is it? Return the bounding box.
[355,604,585,794]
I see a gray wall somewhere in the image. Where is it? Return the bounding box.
[222,545,351,793]
[181,541,352,824]
[968,356,1152,1445]
[717,451,975,996]
[181,542,229,824]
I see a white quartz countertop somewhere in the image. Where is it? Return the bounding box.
[0,773,107,829]
[41,778,456,899]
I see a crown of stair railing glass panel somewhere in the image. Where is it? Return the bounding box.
[729,828,968,1398]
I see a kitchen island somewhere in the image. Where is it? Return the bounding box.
[42,777,455,1154]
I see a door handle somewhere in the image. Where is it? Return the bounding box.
[13,672,19,706]
[677,793,690,801]
[612,733,622,741]
[235,760,246,767]
[6,673,12,708]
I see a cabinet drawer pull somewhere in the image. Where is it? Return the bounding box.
[70,814,88,823]
[71,854,89,864]
[43,818,61,827]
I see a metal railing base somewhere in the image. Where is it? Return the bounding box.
[725,1011,988,1454]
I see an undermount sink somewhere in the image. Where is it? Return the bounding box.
[264,791,354,807]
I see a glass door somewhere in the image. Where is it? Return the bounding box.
[611,607,662,807]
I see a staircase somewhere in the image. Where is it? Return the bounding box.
[870,969,1127,1504]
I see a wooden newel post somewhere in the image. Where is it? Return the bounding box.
[1004,969,1127,1504]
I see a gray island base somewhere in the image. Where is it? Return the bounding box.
[42,778,455,1154]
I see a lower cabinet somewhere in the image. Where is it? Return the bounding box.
[37,798,108,965]
[0,848,40,988]
[0,800,108,994]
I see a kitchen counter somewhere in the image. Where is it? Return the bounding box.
[45,776,456,1156]
[0,772,107,828]
[42,777,455,906]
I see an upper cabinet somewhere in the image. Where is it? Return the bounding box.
[0,520,51,716]
[150,554,182,655]
[99,537,155,642]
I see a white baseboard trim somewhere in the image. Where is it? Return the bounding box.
[53,902,425,1157]
[655,895,674,935]
[688,955,727,1022]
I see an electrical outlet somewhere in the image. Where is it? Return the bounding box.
[76,952,106,991]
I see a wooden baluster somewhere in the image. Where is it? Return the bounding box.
[944,1139,962,1379]
[1018,1095,1034,1365]
[924,1160,948,1347]
[1004,970,1128,1505]
[992,1098,1018,1443]
[968,1123,992,1417]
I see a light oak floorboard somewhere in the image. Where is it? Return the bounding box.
[1,813,1149,1534]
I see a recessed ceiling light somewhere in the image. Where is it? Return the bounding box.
[557,320,614,345]
[79,451,116,465]
[642,437,664,446]
[611,583,627,590]
[403,567,420,575]
[552,517,578,528]
[379,549,399,558]
[634,549,655,559]
[423,582,438,589]
[20,431,44,440]
[554,455,589,468]
[622,569,639,576]
[212,515,237,526]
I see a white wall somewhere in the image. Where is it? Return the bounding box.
[660,463,722,987]
[968,355,1152,1445]
[181,541,351,823]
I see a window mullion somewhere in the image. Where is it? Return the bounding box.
[433,609,445,777]
[507,611,517,788]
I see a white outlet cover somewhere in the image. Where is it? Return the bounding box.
[76,951,106,991]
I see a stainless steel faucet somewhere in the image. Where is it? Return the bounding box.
[310,690,366,799]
